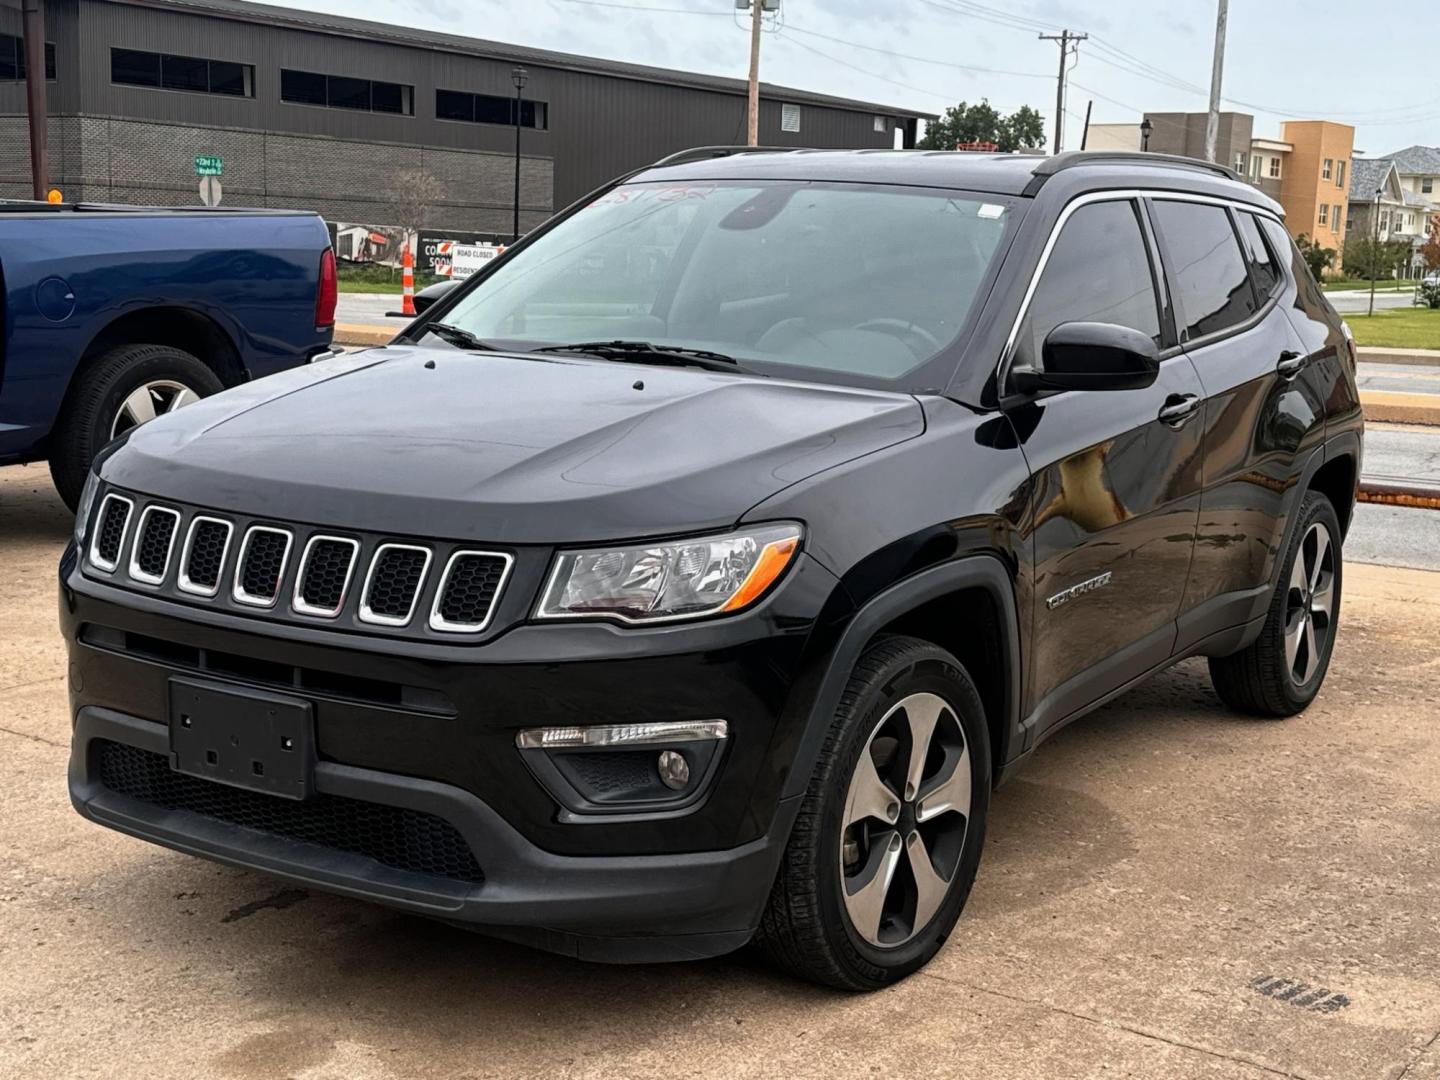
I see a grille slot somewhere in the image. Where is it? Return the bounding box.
[178,516,233,596]
[127,506,180,585]
[95,740,484,884]
[90,494,134,572]
[234,526,292,607]
[360,544,431,626]
[293,535,359,618]
[430,550,513,633]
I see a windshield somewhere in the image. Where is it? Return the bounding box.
[435,180,1014,387]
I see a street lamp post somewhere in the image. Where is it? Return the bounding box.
[1140,117,1153,152]
[511,67,527,244]
[1369,186,1382,317]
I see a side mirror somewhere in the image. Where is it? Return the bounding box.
[412,279,460,315]
[1012,321,1160,394]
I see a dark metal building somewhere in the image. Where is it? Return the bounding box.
[0,0,930,233]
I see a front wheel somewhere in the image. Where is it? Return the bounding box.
[48,344,222,511]
[757,636,990,990]
[1209,490,1342,716]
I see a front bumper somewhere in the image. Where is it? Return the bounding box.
[70,706,794,961]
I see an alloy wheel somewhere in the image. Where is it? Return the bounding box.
[839,691,971,948]
[110,380,201,439]
[1284,521,1336,687]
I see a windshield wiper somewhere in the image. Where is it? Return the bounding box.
[423,322,495,351]
[530,340,744,372]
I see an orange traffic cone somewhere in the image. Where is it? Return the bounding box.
[401,246,416,316]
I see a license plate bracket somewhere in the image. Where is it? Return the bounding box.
[168,678,315,801]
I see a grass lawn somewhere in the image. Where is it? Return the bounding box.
[1321,278,1418,293]
[336,264,443,294]
[1343,307,1440,349]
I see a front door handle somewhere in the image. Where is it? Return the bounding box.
[1277,350,1308,378]
[1158,393,1202,428]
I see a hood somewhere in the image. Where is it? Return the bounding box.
[104,346,925,543]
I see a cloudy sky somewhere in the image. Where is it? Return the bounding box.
[297,0,1434,157]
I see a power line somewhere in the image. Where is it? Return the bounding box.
[781,24,1050,80]
[549,0,730,14]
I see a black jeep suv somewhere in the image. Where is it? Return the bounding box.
[62,149,1362,990]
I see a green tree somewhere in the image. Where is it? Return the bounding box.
[1420,217,1440,274]
[919,99,1046,153]
[1296,233,1337,280]
[1341,235,1413,280]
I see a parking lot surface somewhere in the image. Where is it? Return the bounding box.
[3,466,1439,1080]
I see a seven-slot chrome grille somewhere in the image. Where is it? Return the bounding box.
[81,487,514,639]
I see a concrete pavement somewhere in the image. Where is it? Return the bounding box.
[3,469,1440,1079]
[1325,288,1418,314]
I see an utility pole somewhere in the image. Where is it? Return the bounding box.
[746,0,763,146]
[1204,0,1228,163]
[1039,30,1086,155]
[511,67,527,243]
[22,0,48,200]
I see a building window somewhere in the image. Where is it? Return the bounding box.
[111,48,252,97]
[1322,158,1332,180]
[282,69,413,114]
[435,89,547,129]
[1332,206,1341,232]
[1336,160,1346,188]
[0,34,55,81]
[1346,212,1355,232]
[1233,151,1246,175]
[874,115,887,134]
[781,103,802,133]
[1268,156,1281,178]
[1318,203,1329,226]
[1424,177,1434,194]
[1250,154,1262,180]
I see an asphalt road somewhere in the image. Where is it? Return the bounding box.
[4,470,1440,1079]
[1325,288,1419,314]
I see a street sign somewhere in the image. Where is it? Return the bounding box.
[194,155,224,177]
[198,175,223,207]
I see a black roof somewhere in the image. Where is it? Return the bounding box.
[113,0,935,119]
[638,148,1282,211]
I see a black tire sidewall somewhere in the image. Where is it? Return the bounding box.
[1272,494,1344,709]
[817,645,991,983]
[86,348,221,450]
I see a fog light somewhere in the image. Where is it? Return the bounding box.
[657,750,690,790]
[515,720,727,749]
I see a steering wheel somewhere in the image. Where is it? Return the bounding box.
[852,318,943,358]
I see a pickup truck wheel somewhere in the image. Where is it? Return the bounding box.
[756,635,990,990]
[1208,491,1342,717]
[48,344,222,511]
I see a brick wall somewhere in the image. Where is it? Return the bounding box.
[0,114,553,233]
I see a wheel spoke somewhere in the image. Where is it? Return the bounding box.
[166,386,200,412]
[916,742,971,824]
[119,386,158,427]
[843,830,903,943]
[1308,528,1330,593]
[1311,571,1335,623]
[1296,616,1316,684]
[844,749,899,829]
[906,830,951,934]
[1284,608,1305,677]
[1289,545,1309,597]
[903,695,946,799]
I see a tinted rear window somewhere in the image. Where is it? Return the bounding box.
[1236,212,1281,298]
[1150,200,1257,340]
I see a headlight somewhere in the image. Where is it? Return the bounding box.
[536,523,801,623]
[73,470,101,547]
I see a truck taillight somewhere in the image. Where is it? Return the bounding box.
[316,248,337,331]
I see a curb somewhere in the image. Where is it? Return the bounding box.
[1361,390,1440,426]
[1358,347,1440,368]
[334,323,395,348]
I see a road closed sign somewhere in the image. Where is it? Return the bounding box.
[434,243,504,280]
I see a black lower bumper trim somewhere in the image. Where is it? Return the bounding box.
[70,706,795,963]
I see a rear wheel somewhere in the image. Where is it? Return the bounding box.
[1209,491,1342,716]
[757,636,990,990]
[48,344,222,511]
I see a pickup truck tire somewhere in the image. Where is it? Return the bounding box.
[756,636,990,990]
[49,344,223,511]
[1208,491,1342,717]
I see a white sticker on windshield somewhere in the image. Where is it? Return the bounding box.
[978,204,1006,219]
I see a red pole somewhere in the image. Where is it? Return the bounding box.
[22,0,48,200]
[401,245,416,317]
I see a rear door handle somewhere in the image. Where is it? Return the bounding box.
[1158,393,1202,428]
[1277,350,1308,378]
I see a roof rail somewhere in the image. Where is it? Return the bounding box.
[1026,150,1238,193]
[648,145,812,169]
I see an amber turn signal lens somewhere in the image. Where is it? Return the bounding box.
[720,536,799,613]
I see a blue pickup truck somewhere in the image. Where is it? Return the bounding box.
[0,202,336,508]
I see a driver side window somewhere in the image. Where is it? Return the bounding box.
[1016,199,1162,371]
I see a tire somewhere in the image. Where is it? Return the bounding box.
[1209,490,1343,717]
[48,344,223,511]
[756,635,991,990]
